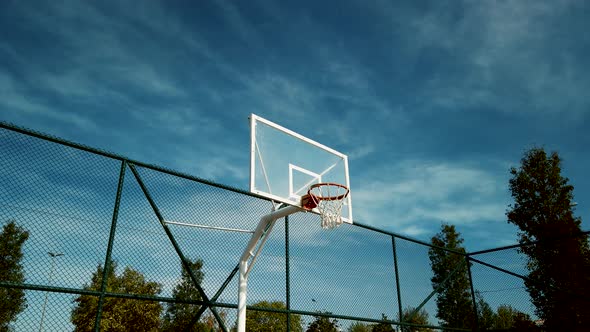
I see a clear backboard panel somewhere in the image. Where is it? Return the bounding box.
[250,114,352,223]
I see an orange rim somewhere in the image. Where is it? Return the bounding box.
[307,183,349,202]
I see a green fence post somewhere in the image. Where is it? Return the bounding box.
[392,236,403,324]
[286,216,291,332]
[466,255,479,331]
[94,161,126,331]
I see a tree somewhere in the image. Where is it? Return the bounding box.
[244,301,302,332]
[201,310,229,332]
[428,224,475,329]
[162,258,208,331]
[493,305,538,331]
[475,292,495,331]
[371,314,394,332]
[348,321,371,332]
[0,220,29,331]
[307,312,339,332]
[401,308,431,332]
[507,147,590,330]
[511,312,539,332]
[71,259,163,331]
[494,305,516,330]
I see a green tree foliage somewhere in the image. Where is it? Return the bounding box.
[161,258,208,331]
[371,314,394,332]
[494,305,516,330]
[307,312,339,332]
[71,259,163,331]
[245,301,302,332]
[511,312,540,332]
[428,224,475,329]
[507,147,590,330]
[493,305,539,331]
[401,308,431,332]
[348,321,371,332]
[201,310,228,332]
[0,220,29,331]
[475,292,495,331]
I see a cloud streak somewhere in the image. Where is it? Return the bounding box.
[353,160,510,240]
[405,1,590,118]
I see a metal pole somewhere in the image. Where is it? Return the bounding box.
[39,252,64,332]
[392,236,403,324]
[466,256,479,331]
[285,216,291,332]
[95,161,126,331]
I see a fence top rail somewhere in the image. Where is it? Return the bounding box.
[354,221,467,255]
[0,120,262,200]
[468,229,590,256]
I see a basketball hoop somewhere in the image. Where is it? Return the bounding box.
[304,183,349,229]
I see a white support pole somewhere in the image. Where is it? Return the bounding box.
[246,220,276,276]
[237,205,302,332]
[237,260,248,332]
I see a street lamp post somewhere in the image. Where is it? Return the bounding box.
[39,252,64,332]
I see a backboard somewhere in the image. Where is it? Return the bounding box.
[249,114,352,224]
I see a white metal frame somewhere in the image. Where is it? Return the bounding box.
[249,114,353,224]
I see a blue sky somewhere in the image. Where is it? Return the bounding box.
[2,0,590,251]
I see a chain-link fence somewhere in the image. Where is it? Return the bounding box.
[0,121,586,331]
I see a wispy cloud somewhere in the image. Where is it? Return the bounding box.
[16,1,188,100]
[212,0,263,48]
[1,71,101,133]
[353,160,510,238]
[404,1,590,118]
[348,144,376,160]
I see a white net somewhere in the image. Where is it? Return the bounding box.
[309,183,349,230]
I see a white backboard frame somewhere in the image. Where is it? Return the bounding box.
[249,114,353,224]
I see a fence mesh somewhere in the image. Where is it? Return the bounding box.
[0,122,587,331]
